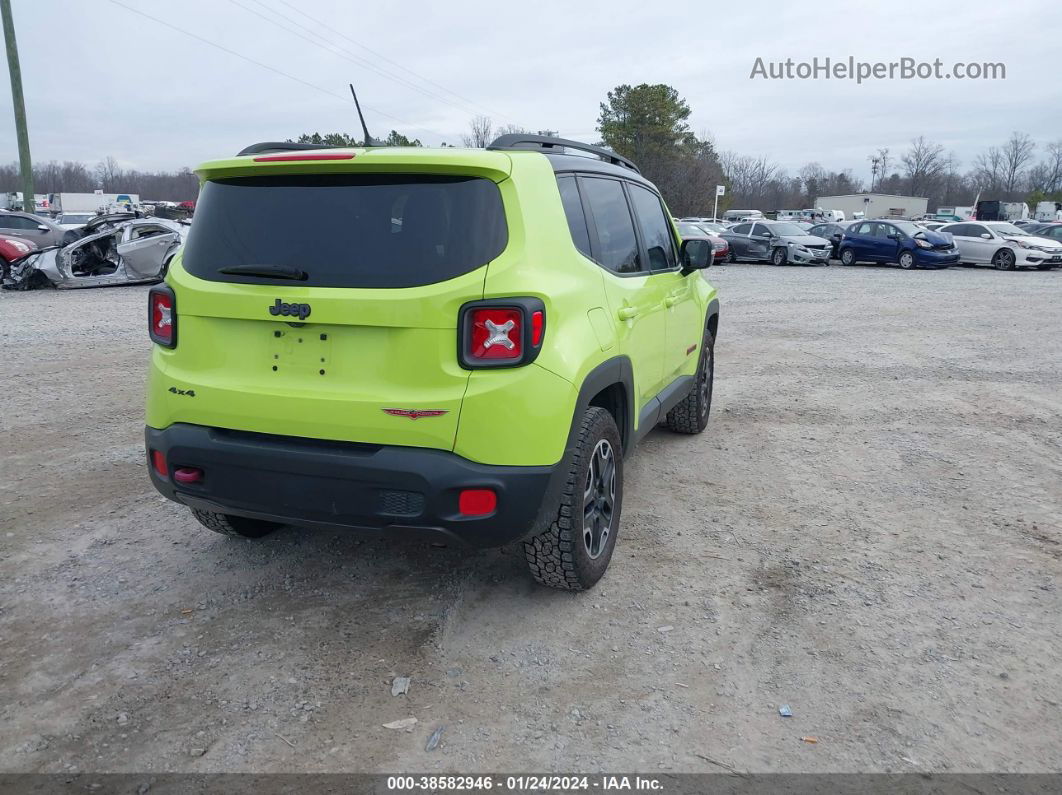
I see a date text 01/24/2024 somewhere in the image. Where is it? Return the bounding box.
[385,775,664,791]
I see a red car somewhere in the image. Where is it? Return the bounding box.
[676,222,729,263]
[0,234,38,285]
[0,233,36,264]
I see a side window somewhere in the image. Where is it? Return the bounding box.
[627,184,677,271]
[751,223,769,237]
[856,223,873,235]
[0,215,33,230]
[970,225,989,237]
[731,223,752,235]
[130,225,167,241]
[580,177,641,274]
[873,223,892,238]
[555,175,591,258]
[948,224,968,236]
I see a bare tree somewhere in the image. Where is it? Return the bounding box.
[720,152,782,206]
[901,136,946,197]
[494,124,528,137]
[1043,140,1062,193]
[799,162,827,204]
[1000,131,1035,193]
[973,146,1005,193]
[461,116,494,148]
[95,156,121,190]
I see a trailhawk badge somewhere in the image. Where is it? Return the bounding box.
[382,408,449,420]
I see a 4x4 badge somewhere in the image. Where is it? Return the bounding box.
[382,408,449,420]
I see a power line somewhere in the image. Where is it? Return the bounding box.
[237,0,497,123]
[106,0,446,141]
[270,0,511,123]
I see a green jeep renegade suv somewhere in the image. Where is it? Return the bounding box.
[145,134,719,590]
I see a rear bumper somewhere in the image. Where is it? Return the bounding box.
[146,424,558,548]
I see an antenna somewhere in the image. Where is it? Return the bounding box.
[349,84,378,146]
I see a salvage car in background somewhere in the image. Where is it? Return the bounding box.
[807,222,849,259]
[3,218,188,290]
[0,210,68,247]
[1024,222,1062,244]
[721,220,832,265]
[0,233,37,276]
[939,221,1062,270]
[56,212,96,230]
[677,221,729,263]
[839,220,959,269]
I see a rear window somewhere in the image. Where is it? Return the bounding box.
[182,174,507,288]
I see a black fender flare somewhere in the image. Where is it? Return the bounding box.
[524,355,634,540]
[570,355,635,455]
[704,297,720,340]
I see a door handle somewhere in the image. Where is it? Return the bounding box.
[617,306,638,321]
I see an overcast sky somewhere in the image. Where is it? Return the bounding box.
[3,0,1060,182]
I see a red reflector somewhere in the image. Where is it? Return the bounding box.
[150,290,174,346]
[173,467,203,485]
[252,153,356,162]
[151,450,168,477]
[469,308,522,359]
[530,310,544,346]
[459,489,497,517]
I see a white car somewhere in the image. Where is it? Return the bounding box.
[939,221,1062,270]
[56,212,96,230]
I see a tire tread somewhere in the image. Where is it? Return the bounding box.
[524,407,618,591]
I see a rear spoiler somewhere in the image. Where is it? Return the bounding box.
[237,142,340,156]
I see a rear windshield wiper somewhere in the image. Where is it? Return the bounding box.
[218,264,308,281]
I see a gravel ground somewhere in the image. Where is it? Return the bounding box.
[1,263,1060,774]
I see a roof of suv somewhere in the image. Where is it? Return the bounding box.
[217,136,655,190]
[537,152,654,187]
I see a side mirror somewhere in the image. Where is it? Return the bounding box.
[980,233,991,239]
[680,239,712,272]
[38,224,50,232]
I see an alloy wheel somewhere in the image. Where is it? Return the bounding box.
[699,346,714,421]
[583,439,616,560]
[994,249,1015,270]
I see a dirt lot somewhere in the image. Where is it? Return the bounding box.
[1,263,1060,775]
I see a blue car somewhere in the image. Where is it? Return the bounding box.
[839,220,960,269]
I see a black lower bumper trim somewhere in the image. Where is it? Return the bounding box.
[146,424,558,548]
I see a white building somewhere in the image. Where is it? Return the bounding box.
[815,193,928,220]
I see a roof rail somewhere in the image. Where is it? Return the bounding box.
[487,134,640,174]
[236,141,340,157]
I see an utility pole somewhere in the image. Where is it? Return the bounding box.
[2,0,34,213]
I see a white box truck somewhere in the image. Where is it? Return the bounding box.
[48,192,140,214]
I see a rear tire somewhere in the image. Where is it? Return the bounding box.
[190,508,282,538]
[524,407,622,591]
[840,248,856,266]
[725,249,737,264]
[665,329,714,434]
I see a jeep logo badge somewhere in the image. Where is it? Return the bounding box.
[269,299,311,320]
